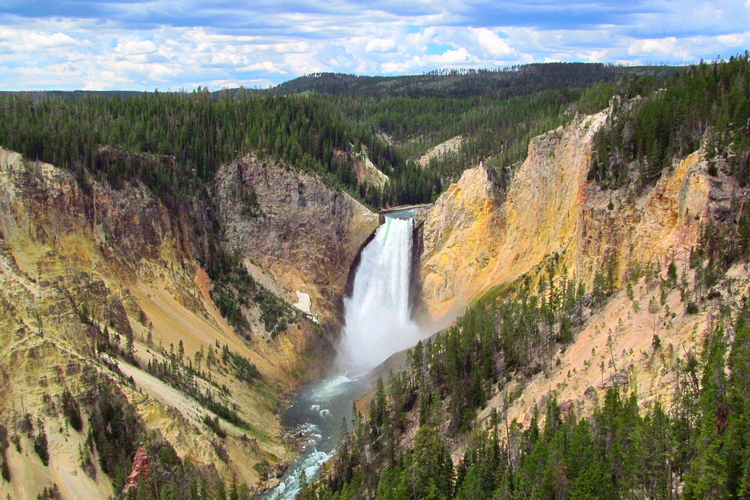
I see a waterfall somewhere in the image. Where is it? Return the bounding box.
[268,215,423,499]
[337,216,422,374]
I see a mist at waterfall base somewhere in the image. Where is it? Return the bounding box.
[267,216,426,499]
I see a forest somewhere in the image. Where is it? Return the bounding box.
[590,54,750,190]
[293,53,750,500]
[0,89,409,208]
[2,57,750,499]
[269,63,678,100]
[300,216,750,500]
[0,62,678,213]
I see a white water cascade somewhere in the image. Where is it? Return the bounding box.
[337,216,422,374]
[267,215,424,500]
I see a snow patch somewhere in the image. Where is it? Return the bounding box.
[293,291,312,314]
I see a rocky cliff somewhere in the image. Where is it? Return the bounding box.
[216,154,380,330]
[418,135,464,168]
[0,147,354,499]
[352,152,389,191]
[414,106,750,436]
[417,109,715,323]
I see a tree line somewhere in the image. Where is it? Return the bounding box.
[0,89,427,209]
[591,52,750,190]
[301,255,750,499]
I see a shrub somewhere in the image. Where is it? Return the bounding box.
[33,420,49,466]
[203,415,227,439]
[36,484,61,500]
[61,390,83,432]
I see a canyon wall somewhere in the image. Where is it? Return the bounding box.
[0,147,362,498]
[216,154,380,330]
[417,109,717,323]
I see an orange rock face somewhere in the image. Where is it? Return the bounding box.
[123,444,151,494]
[417,109,713,324]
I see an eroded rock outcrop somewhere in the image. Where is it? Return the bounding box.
[216,154,380,329]
[417,109,713,323]
[123,445,151,494]
[0,147,328,499]
[352,152,389,191]
[418,111,608,320]
[418,135,464,168]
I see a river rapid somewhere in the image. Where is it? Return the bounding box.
[268,215,424,499]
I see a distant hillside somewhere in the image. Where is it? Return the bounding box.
[0,90,143,101]
[271,63,681,99]
[0,63,683,212]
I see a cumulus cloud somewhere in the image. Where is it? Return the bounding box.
[0,1,748,90]
[472,28,515,57]
[0,27,79,55]
[115,39,158,55]
[581,49,608,62]
[365,38,396,53]
[237,61,287,73]
[434,47,476,65]
[717,32,750,47]
[628,37,691,60]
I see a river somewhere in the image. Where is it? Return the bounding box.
[267,215,423,499]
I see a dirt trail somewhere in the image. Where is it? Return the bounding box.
[115,359,208,424]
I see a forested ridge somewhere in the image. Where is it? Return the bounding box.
[0,62,678,212]
[270,63,678,100]
[301,215,750,500]
[3,57,750,499]
[296,54,750,500]
[294,63,679,194]
[591,53,750,190]
[0,89,414,208]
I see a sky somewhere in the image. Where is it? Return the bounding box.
[0,0,749,91]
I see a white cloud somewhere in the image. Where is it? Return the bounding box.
[614,58,643,66]
[580,49,608,62]
[435,47,476,65]
[273,41,310,53]
[205,79,242,89]
[365,38,396,53]
[379,46,479,74]
[283,52,330,76]
[115,39,158,55]
[628,37,691,60]
[472,28,514,57]
[181,28,262,45]
[405,26,438,48]
[237,61,287,73]
[0,28,79,55]
[0,2,748,90]
[208,52,246,66]
[717,33,750,46]
[17,63,83,78]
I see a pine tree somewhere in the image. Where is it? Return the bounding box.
[409,426,454,499]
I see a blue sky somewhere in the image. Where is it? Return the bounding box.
[0,0,748,90]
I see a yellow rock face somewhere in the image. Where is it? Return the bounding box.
[418,135,464,168]
[418,110,711,324]
[0,147,335,498]
[352,153,389,191]
[576,149,709,288]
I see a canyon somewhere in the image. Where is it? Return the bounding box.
[0,99,747,498]
[0,146,376,498]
